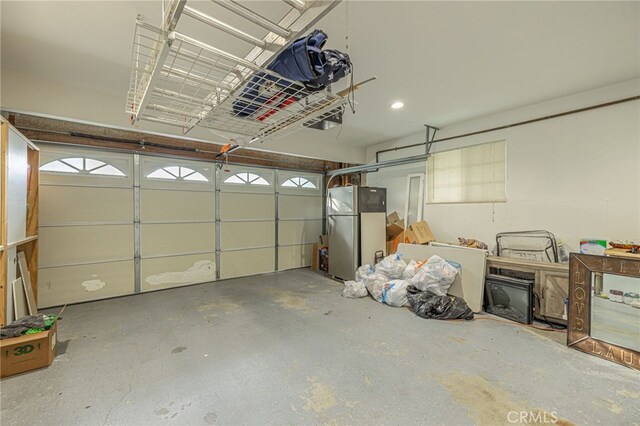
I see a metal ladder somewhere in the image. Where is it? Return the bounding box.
[127,0,346,144]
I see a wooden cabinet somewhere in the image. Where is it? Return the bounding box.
[1,117,39,326]
[486,256,569,325]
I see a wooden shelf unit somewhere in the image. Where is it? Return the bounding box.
[1,117,40,326]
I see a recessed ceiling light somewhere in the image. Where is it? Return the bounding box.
[390,101,404,110]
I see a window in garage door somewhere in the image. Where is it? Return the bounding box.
[277,171,323,270]
[140,157,215,291]
[38,146,134,307]
[219,164,275,279]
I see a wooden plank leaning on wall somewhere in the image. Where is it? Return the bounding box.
[22,145,39,302]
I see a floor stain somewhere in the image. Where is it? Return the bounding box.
[437,372,574,426]
[617,389,640,399]
[154,408,169,416]
[361,340,408,356]
[197,299,241,314]
[271,290,313,312]
[324,310,333,316]
[172,346,187,354]
[592,398,623,414]
[204,411,218,424]
[363,375,372,386]
[301,376,337,413]
[449,336,468,344]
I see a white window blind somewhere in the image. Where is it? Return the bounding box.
[427,140,506,203]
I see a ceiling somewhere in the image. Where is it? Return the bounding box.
[1,1,639,158]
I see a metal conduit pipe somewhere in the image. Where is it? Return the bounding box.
[282,0,307,11]
[374,95,640,162]
[212,0,291,39]
[183,6,268,48]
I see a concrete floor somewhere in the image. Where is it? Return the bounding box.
[1,269,639,425]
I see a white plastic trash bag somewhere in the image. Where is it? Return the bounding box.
[342,280,368,298]
[356,264,375,282]
[375,253,407,279]
[409,255,460,296]
[364,272,388,302]
[402,259,419,280]
[382,279,410,307]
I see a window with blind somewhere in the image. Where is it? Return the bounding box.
[427,140,506,203]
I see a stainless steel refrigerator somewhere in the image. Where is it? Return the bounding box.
[327,186,387,281]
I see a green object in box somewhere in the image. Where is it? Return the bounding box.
[23,315,59,336]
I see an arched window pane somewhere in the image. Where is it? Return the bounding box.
[41,160,80,173]
[85,159,106,171]
[184,172,208,182]
[147,169,176,180]
[91,164,126,176]
[253,177,269,185]
[224,174,245,184]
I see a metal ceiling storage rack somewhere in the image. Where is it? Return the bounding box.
[127,0,347,145]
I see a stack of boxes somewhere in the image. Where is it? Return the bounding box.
[385,211,436,255]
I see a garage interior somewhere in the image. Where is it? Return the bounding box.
[0,1,639,425]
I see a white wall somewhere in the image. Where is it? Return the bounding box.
[366,79,640,252]
[0,69,366,163]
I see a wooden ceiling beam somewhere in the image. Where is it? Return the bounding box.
[6,112,351,173]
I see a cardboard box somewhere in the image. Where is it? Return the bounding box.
[387,231,412,254]
[404,228,418,244]
[386,219,405,240]
[1,322,57,378]
[408,220,435,244]
[386,211,401,225]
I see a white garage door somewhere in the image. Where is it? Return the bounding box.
[277,171,323,270]
[36,144,325,307]
[38,146,135,306]
[139,157,216,291]
[219,164,276,279]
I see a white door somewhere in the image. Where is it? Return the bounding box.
[219,164,276,279]
[139,157,216,291]
[38,146,135,307]
[277,171,323,270]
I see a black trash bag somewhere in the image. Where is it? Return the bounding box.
[406,285,474,320]
[0,314,46,339]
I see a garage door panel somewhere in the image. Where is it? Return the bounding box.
[278,220,322,245]
[141,253,216,292]
[141,189,214,223]
[41,186,133,225]
[279,195,322,219]
[220,221,275,250]
[40,225,134,266]
[220,193,274,220]
[220,248,275,279]
[278,244,313,270]
[141,223,215,257]
[38,261,134,308]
